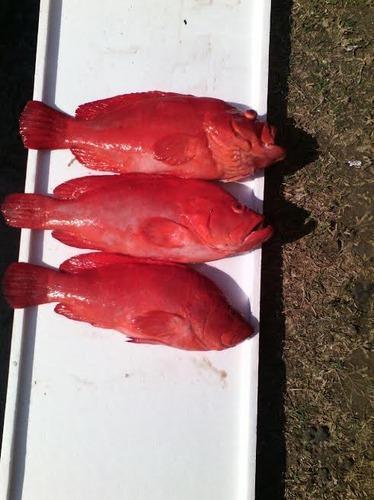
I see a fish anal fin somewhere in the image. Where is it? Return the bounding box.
[75,91,178,120]
[143,218,191,248]
[71,145,125,172]
[154,134,197,166]
[55,303,104,328]
[53,175,118,200]
[52,231,98,250]
[55,303,80,321]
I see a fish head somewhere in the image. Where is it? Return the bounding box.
[226,110,286,179]
[203,304,252,350]
[199,200,273,254]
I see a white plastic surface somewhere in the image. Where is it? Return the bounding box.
[0,1,272,499]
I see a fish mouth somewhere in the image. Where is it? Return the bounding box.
[221,331,249,348]
[241,221,273,250]
[258,124,286,164]
[252,219,266,232]
[220,319,253,348]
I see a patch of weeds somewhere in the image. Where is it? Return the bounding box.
[284,0,373,498]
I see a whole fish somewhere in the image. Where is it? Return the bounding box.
[3,253,252,351]
[20,91,285,181]
[1,174,272,263]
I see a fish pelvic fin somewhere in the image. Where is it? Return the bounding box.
[19,101,72,149]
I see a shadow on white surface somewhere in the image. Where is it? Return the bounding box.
[194,263,259,335]
[7,2,63,499]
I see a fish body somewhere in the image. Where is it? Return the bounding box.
[3,253,252,351]
[1,174,272,263]
[20,91,285,181]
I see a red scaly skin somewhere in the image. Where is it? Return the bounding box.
[19,91,285,181]
[1,174,273,263]
[2,253,252,351]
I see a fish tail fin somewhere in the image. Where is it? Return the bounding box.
[3,263,58,308]
[19,101,72,149]
[1,193,57,229]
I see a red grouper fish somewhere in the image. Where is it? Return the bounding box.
[19,91,285,181]
[3,253,252,351]
[1,174,272,263]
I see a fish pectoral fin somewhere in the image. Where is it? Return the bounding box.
[53,175,119,200]
[133,311,192,343]
[143,218,191,248]
[75,91,179,120]
[154,134,197,165]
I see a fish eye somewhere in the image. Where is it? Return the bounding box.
[232,202,245,214]
[244,109,257,121]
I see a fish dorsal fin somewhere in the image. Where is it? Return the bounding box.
[75,91,179,120]
[60,252,132,273]
[60,252,185,274]
[53,175,119,200]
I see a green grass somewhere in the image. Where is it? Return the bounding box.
[280,1,373,498]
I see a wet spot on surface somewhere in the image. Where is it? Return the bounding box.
[193,357,228,387]
[70,374,95,388]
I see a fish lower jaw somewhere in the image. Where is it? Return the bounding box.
[255,224,273,241]
[252,220,265,232]
[240,225,273,251]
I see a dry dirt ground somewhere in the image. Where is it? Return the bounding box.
[0,1,372,499]
[257,1,373,499]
